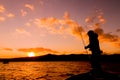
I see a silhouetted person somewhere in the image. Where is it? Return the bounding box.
[85,30,102,72]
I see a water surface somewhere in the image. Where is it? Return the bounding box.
[0,61,91,80]
[0,61,119,80]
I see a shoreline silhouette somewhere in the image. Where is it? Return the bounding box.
[0,54,119,62]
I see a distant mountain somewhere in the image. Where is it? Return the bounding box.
[0,54,120,62]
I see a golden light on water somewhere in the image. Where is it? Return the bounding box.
[28,52,35,57]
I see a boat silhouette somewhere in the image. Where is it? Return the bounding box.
[3,59,9,64]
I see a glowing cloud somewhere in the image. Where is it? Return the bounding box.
[31,11,120,53]
[18,47,58,53]
[0,5,5,13]
[33,12,84,37]
[85,16,95,23]
[64,11,70,19]
[20,9,27,16]
[0,48,13,51]
[25,4,34,11]
[116,29,120,32]
[97,15,106,23]
[16,28,31,36]
[71,26,84,37]
[7,13,15,18]
[102,33,119,42]
[84,10,120,51]
[112,39,120,47]
[85,10,106,24]
[25,22,32,27]
[0,16,5,21]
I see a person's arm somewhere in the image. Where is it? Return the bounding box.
[85,44,90,49]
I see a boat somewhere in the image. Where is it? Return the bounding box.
[3,60,9,64]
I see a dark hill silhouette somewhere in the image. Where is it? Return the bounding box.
[0,54,120,62]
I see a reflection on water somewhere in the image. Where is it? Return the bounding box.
[0,61,91,80]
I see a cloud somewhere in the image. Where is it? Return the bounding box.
[25,22,32,27]
[0,16,5,21]
[0,5,15,20]
[103,33,119,42]
[94,28,119,42]
[112,41,120,47]
[16,28,31,36]
[20,4,34,17]
[84,10,120,49]
[18,47,58,53]
[94,28,104,35]
[71,26,84,37]
[7,13,15,18]
[0,5,5,13]
[34,17,60,34]
[85,16,95,23]
[34,17,65,34]
[33,12,84,37]
[84,10,119,43]
[97,15,106,23]
[94,28,120,52]
[36,17,59,26]
[64,11,70,19]
[32,11,120,51]
[25,4,34,11]
[85,10,106,24]
[116,29,120,32]
[0,48,13,51]
[20,9,27,16]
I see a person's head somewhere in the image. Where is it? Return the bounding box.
[87,30,94,36]
[87,30,98,38]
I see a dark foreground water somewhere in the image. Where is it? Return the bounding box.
[0,61,119,80]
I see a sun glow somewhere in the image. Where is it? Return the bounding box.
[28,52,35,57]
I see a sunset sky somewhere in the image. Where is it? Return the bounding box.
[0,0,120,58]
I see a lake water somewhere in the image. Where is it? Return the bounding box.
[0,61,119,80]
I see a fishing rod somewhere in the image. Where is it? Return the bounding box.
[79,30,89,55]
[79,30,91,60]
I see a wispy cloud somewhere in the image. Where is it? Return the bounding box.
[18,47,58,53]
[112,40,120,47]
[97,15,106,23]
[7,13,15,18]
[94,28,119,42]
[64,11,70,19]
[87,11,120,48]
[86,11,120,44]
[30,11,120,49]
[20,9,27,16]
[0,5,5,13]
[25,4,34,11]
[0,48,13,51]
[84,10,119,43]
[0,4,15,21]
[116,29,120,32]
[16,28,31,36]
[0,16,5,21]
[85,16,95,23]
[33,11,84,36]
[25,22,32,27]
[85,10,106,24]
[20,4,34,17]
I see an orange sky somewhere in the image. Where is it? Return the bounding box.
[0,0,120,58]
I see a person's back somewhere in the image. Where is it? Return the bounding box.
[88,31,101,55]
[85,30,102,72]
